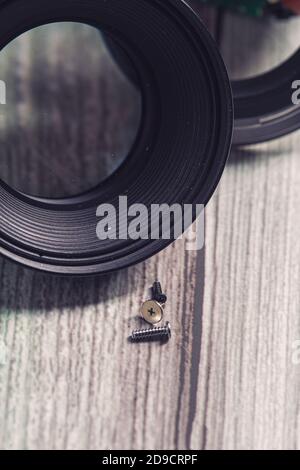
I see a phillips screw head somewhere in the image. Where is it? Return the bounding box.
[141,299,164,325]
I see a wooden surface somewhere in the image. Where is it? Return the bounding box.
[0,6,300,450]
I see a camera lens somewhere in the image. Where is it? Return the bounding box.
[0,0,232,275]
[181,1,300,146]
[221,11,300,145]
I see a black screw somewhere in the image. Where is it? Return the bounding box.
[130,322,171,342]
[152,281,167,304]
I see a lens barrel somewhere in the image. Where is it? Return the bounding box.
[0,0,233,275]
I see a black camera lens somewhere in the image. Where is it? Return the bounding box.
[0,0,232,275]
[190,1,300,145]
[229,13,300,146]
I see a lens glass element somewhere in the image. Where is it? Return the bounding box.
[0,22,142,198]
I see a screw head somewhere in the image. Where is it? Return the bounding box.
[141,300,163,325]
[165,321,171,339]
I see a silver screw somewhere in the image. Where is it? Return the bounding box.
[130,322,171,343]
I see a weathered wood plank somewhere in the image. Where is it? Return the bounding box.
[0,237,203,449]
[191,11,300,450]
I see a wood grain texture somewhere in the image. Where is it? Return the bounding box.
[0,238,202,450]
[191,12,300,450]
[0,5,300,450]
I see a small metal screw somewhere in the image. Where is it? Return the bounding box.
[141,299,164,325]
[152,281,167,304]
[130,322,171,343]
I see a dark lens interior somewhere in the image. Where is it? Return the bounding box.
[0,22,142,199]
[220,12,300,79]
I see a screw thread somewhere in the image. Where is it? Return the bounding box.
[153,281,163,295]
[131,322,171,342]
[152,281,167,303]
